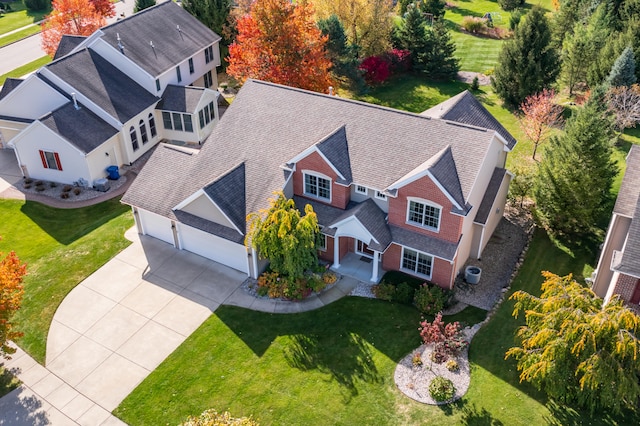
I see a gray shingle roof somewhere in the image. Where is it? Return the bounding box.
[124,80,498,241]
[174,210,245,244]
[0,115,33,124]
[614,145,640,217]
[39,102,119,153]
[45,49,159,123]
[327,198,392,251]
[474,168,507,225]
[100,2,221,77]
[0,78,23,101]
[202,163,246,232]
[0,77,24,99]
[157,85,207,113]
[389,225,459,261]
[53,35,87,60]
[422,90,517,150]
[428,145,468,213]
[317,126,353,184]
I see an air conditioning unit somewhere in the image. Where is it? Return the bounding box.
[94,178,110,192]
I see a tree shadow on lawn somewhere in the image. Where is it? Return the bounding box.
[19,198,130,245]
[459,402,504,425]
[215,297,419,397]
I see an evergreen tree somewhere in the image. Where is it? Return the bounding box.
[182,0,231,41]
[318,15,365,93]
[134,0,156,13]
[561,22,594,95]
[396,4,430,72]
[492,7,559,109]
[534,98,616,235]
[606,46,637,87]
[417,0,446,20]
[424,20,459,80]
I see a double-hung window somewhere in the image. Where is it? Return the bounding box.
[130,126,139,151]
[39,150,62,170]
[176,66,182,83]
[139,120,148,144]
[204,45,214,64]
[401,248,433,278]
[407,199,441,231]
[304,173,331,201]
[188,58,194,74]
[149,113,157,137]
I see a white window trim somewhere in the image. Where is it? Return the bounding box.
[355,185,367,195]
[375,190,387,200]
[400,246,433,280]
[405,197,442,232]
[302,170,332,202]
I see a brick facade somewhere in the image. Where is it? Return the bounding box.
[388,175,463,244]
[318,236,355,262]
[613,273,640,304]
[293,150,350,209]
[382,243,454,289]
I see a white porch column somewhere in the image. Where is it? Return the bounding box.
[333,235,340,268]
[371,251,380,282]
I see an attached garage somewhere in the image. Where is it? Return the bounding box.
[178,223,249,274]
[138,209,175,246]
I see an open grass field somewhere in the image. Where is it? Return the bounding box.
[0,2,49,36]
[115,230,637,425]
[0,198,133,363]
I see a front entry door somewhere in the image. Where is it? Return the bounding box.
[356,240,380,260]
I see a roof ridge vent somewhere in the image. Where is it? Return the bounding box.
[71,92,80,110]
[116,33,124,54]
[176,24,183,39]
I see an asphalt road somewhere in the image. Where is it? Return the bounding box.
[0,0,169,77]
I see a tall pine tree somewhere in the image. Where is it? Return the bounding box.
[396,4,430,72]
[425,20,459,80]
[534,96,616,235]
[492,7,559,109]
[606,46,637,87]
[182,0,231,42]
[318,15,364,93]
[134,0,155,13]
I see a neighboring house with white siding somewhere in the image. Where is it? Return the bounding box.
[0,2,221,185]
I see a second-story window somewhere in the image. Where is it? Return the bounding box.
[139,120,148,144]
[304,173,331,201]
[130,126,139,151]
[375,191,387,200]
[176,66,182,83]
[149,113,157,137]
[155,79,161,92]
[204,45,214,64]
[407,199,441,231]
[189,58,194,74]
[355,185,367,195]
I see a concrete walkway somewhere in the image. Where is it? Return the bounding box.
[1,228,359,425]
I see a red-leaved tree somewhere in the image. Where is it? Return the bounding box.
[419,313,467,363]
[89,0,115,18]
[41,0,106,58]
[519,89,564,161]
[1,246,27,359]
[359,55,391,85]
[227,0,334,93]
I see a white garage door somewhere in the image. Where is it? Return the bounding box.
[179,223,249,274]
[139,210,175,246]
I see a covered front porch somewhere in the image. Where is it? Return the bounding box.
[331,251,385,283]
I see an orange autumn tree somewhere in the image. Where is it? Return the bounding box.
[0,246,27,359]
[89,0,116,18]
[227,0,334,93]
[41,0,106,58]
[519,89,564,161]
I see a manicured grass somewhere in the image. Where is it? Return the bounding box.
[0,55,51,85]
[0,3,49,36]
[0,199,134,363]
[450,30,503,73]
[115,230,636,425]
[0,24,41,48]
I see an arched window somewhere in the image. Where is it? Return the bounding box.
[130,126,139,151]
[148,113,157,138]
[139,119,148,144]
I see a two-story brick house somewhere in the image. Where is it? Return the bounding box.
[122,80,516,289]
[0,2,221,185]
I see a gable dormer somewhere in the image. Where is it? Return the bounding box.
[289,126,352,209]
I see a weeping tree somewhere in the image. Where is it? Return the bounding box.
[245,192,320,279]
[507,272,640,414]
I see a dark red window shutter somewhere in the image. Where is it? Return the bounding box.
[39,150,47,168]
[54,152,62,171]
[630,279,640,304]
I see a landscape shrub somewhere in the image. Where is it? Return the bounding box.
[509,9,524,30]
[49,181,57,188]
[34,180,44,186]
[180,408,259,426]
[60,192,70,199]
[419,313,468,363]
[413,283,449,315]
[392,282,415,304]
[498,0,525,11]
[372,281,395,301]
[446,359,459,372]
[257,269,333,300]
[429,376,455,402]
[461,17,485,34]
[62,185,72,192]
[359,55,391,85]
[471,76,480,91]
[412,352,423,367]
[321,271,337,285]
[35,185,46,192]
[73,187,81,195]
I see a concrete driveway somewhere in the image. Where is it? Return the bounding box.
[0,148,22,194]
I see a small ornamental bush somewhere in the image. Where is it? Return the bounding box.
[322,271,337,285]
[35,185,46,192]
[471,76,480,91]
[373,281,395,301]
[62,185,72,192]
[23,184,32,189]
[430,349,448,364]
[446,359,459,372]
[307,273,326,292]
[34,180,44,187]
[49,181,58,188]
[393,282,415,304]
[461,17,485,33]
[419,313,468,363]
[73,188,81,195]
[24,178,33,184]
[359,55,391,85]
[429,376,456,402]
[412,352,423,367]
[60,192,70,199]
[180,408,260,426]
[413,283,448,315]
[384,49,411,74]
[498,0,525,11]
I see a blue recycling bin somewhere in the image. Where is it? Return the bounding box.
[106,165,120,180]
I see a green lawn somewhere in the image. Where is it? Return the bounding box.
[0,24,41,47]
[115,230,637,425]
[0,55,51,85]
[0,2,49,36]
[0,198,134,363]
